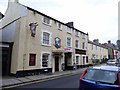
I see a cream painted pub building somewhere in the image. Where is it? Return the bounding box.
[1,0,89,77]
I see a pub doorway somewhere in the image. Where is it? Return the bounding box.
[55,56,59,72]
[65,52,72,70]
[1,42,13,76]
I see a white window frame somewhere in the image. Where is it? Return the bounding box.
[82,55,86,64]
[42,16,52,26]
[82,42,85,50]
[57,22,62,30]
[41,52,51,68]
[66,26,72,34]
[82,33,85,39]
[96,46,97,50]
[92,44,93,50]
[66,36,72,48]
[75,54,80,65]
[75,30,79,37]
[41,30,52,46]
[75,39,79,49]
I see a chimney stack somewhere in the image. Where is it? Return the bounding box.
[93,39,99,44]
[66,22,74,28]
[108,40,111,44]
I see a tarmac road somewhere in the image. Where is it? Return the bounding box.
[11,73,82,89]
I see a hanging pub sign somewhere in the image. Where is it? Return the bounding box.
[55,37,61,48]
[29,22,38,37]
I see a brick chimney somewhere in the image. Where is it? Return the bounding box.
[93,39,99,44]
[108,40,111,44]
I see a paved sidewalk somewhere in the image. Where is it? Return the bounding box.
[1,67,87,89]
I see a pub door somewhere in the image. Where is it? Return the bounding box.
[55,56,59,72]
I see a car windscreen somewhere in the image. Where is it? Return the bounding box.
[83,69,118,84]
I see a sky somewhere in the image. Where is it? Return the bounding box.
[0,0,119,44]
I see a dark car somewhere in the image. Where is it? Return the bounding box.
[79,65,120,90]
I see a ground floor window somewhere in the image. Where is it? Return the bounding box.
[76,56,79,65]
[29,54,36,66]
[86,56,88,63]
[83,56,85,64]
[42,53,49,67]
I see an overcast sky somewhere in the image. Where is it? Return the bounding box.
[0,0,119,44]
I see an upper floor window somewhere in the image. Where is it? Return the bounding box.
[82,42,85,49]
[92,44,93,50]
[96,46,97,50]
[67,27,72,34]
[75,40,79,48]
[42,30,52,46]
[66,37,72,47]
[57,23,62,30]
[82,33,85,39]
[75,30,79,37]
[42,16,51,25]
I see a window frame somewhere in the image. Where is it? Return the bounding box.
[57,22,62,30]
[42,16,52,25]
[82,33,85,39]
[75,30,79,37]
[75,39,79,49]
[29,53,36,66]
[41,52,51,68]
[82,42,85,49]
[92,44,93,50]
[82,55,86,64]
[75,55,80,65]
[66,36,72,48]
[66,26,72,34]
[41,30,52,46]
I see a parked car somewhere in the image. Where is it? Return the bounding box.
[106,59,118,65]
[79,65,120,90]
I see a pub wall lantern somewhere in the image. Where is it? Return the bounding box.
[29,22,38,37]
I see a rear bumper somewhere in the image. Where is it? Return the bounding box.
[79,80,120,90]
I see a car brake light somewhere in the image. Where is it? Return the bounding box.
[80,68,87,80]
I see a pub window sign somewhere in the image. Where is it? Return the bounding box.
[55,37,61,48]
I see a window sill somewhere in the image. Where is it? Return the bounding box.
[75,35,79,37]
[42,67,49,69]
[58,28,62,31]
[67,32,72,34]
[42,22,51,27]
[82,38,85,39]
[41,44,51,47]
[67,46,72,48]
[75,47,80,49]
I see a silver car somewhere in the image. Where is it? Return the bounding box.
[106,59,117,65]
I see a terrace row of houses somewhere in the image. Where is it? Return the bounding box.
[0,0,119,77]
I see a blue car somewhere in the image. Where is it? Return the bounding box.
[79,65,120,90]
